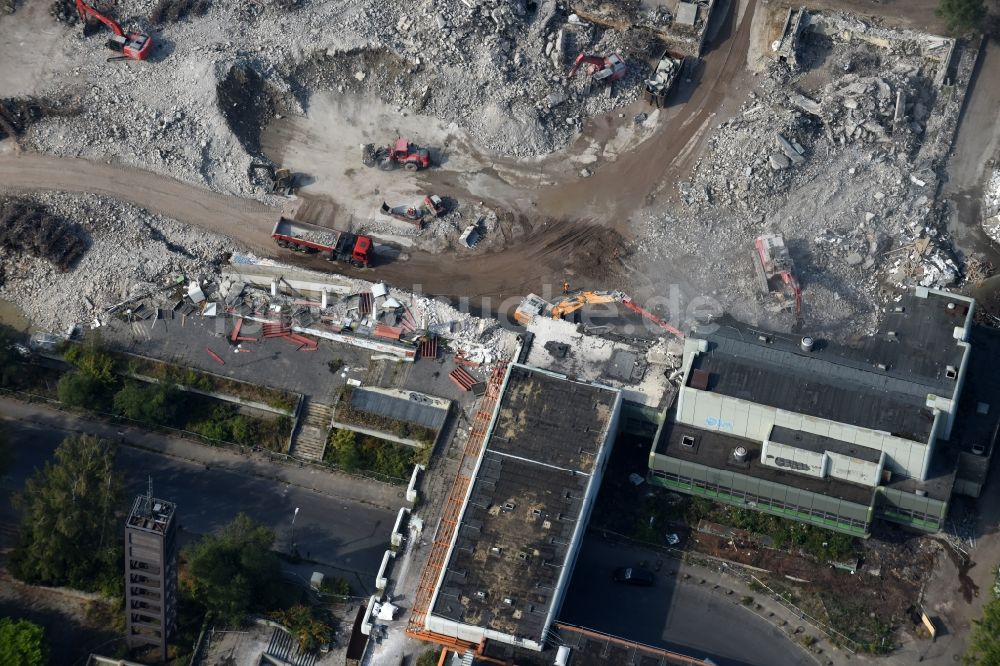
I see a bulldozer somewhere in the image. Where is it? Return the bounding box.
[248,164,297,196]
[362,138,432,171]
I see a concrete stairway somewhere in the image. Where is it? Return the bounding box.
[289,399,332,462]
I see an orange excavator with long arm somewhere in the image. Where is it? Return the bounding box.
[75,0,153,61]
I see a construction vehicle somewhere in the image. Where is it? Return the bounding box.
[515,290,684,339]
[362,138,431,171]
[752,234,802,314]
[271,217,372,267]
[422,194,446,218]
[380,201,424,227]
[75,0,153,61]
[379,195,446,227]
[567,53,627,84]
[643,50,684,108]
[550,291,617,319]
[248,164,297,196]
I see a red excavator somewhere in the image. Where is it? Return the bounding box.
[567,53,627,83]
[753,234,802,314]
[75,0,153,61]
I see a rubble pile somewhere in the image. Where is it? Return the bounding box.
[982,168,1000,244]
[0,192,237,330]
[0,96,77,142]
[634,16,974,338]
[0,198,88,270]
[20,0,673,197]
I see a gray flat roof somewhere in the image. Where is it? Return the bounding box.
[769,425,882,464]
[655,413,875,505]
[690,343,935,441]
[349,388,448,431]
[688,292,970,443]
[431,365,618,644]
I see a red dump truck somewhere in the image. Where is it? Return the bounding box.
[271,217,372,267]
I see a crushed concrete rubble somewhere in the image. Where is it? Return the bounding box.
[636,10,978,338]
[11,0,685,200]
[0,192,238,331]
[982,167,1000,244]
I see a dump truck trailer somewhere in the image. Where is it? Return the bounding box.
[271,217,372,267]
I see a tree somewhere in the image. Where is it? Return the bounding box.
[58,337,117,410]
[937,0,986,33]
[113,381,179,425]
[0,617,48,666]
[270,604,331,652]
[965,598,1000,665]
[10,434,124,591]
[184,513,284,625]
[328,429,360,471]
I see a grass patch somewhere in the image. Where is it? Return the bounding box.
[324,427,430,482]
[686,497,857,562]
[119,352,298,412]
[335,386,436,442]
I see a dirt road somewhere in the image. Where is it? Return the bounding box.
[0,152,278,251]
[0,151,626,302]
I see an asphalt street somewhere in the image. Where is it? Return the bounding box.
[0,419,394,589]
[560,535,815,666]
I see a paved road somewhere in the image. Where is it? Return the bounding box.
[0,410,395,585]
[559,535,815,666]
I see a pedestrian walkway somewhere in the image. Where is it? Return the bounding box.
[290,399,332,462]
[0,396,403,510]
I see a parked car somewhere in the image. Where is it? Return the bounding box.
[613,567,655,586]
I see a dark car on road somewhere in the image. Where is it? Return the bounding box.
[613,567,655,586]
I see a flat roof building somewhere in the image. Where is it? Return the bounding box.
[649,287,986,536]
[425,364,622,651]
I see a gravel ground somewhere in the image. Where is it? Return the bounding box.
[0,191,238,330]
[2,0,661,201]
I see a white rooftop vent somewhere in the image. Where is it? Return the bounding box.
[946,365,958,380]
[733,447,748,463]
[800,336,814,352]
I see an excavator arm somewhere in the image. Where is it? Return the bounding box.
[75,0,124,36]
[567,54,605,78]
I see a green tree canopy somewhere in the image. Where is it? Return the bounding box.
[270,604,331,652]
[58,337,117,410]
[937,0,986,33]
[10,434,124,591]
[184,513,284,626]
[113,381,179,425]
[0,617,48,666]
[965,597,1000,665]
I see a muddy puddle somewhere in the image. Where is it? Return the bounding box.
[0,298,32,332]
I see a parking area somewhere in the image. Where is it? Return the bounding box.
[559,535,814,666]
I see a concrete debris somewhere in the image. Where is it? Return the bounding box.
[0,191,237,331]
[636,10,979,339]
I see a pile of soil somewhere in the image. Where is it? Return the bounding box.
[150,0,211,25]
[0,97,76,142]
[216,64,284,156]
[0,199,88,270]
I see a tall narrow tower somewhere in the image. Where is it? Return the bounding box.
[124,481,177,662]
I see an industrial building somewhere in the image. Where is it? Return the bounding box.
[424,364,622,651]
[124,491,178,661]
[649,287,998,537]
